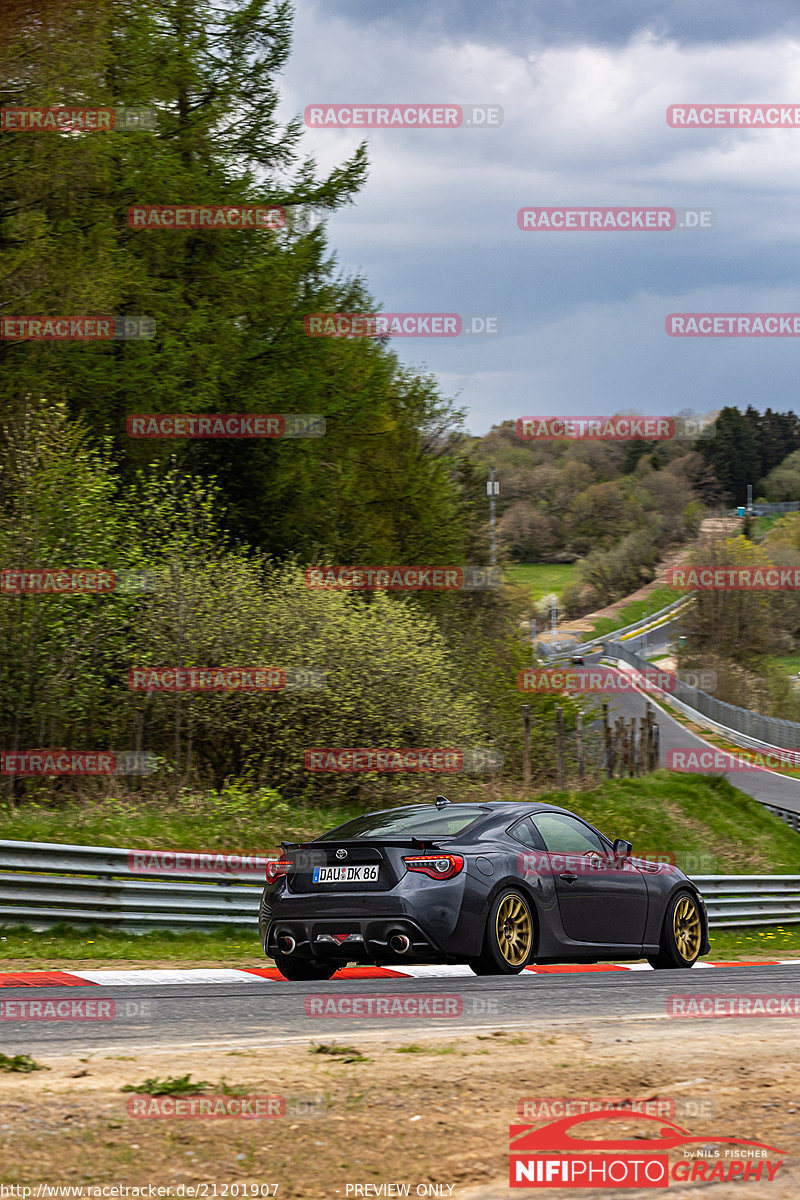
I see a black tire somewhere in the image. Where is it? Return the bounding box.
[469,888,535,976]
[648,890,703,969]
[273,953,338,981]
[467,959,496,976]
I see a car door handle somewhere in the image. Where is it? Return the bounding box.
[559,872,578,883]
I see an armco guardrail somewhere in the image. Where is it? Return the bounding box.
[605,595,692,646]
[0,839,798,931]
[729,502,800,517]
[693,875,800,927]
[0,839,266,931]
[606,640,800,751]
[536,595,691,659]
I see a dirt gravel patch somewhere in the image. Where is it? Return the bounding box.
[0,1015,797,1198]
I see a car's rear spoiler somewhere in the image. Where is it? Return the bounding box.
[281,836,445,853]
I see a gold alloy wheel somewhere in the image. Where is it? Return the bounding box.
[495,893,532,966]
[673,895,702,961]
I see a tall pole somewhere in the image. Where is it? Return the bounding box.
[576,712,584,784]
[488,466,498,565]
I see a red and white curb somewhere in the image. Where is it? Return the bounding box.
[0,960,797,987]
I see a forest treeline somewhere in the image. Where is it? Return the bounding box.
[476,406,800,613]
[3,2,800,800]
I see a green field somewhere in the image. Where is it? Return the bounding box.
[505,563,577,602]
[768,653,800,677]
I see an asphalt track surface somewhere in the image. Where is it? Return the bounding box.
[583,647,800,815]
[3,963,800,1054]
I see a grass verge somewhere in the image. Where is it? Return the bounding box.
[543,770,800,874]
[0,922,798,968]
[3,772,795,873]
[580,587,680,642]
[0,923,264,966]
[0,790,366,850]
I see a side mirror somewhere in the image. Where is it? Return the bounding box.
[613,839,633,858]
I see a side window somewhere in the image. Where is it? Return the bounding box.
[508,817,546,850]
[533,813,607,855]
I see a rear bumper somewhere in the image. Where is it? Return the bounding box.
[259,882,468,962]
[262,913,444,963]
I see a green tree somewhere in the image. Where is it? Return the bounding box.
[2,0,481,565]
[0,403,142,798]
[678,535,778,663]
[698,407,760,504]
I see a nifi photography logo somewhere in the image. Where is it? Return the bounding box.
[508,1111,786,1188]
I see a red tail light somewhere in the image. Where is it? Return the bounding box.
[265,858,290,883]
[403,853,464,880]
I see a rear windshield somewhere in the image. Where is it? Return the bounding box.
[315,806,485,841]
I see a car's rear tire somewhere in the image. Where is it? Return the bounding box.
[467,959,496,976]
[648,890,703,969]
[273,953,338,981]
[469,888,535,975]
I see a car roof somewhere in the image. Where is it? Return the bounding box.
[368,800,574,818]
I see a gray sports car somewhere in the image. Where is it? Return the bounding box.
[259,797,710,979]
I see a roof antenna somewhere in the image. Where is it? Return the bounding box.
[435,795,451,808]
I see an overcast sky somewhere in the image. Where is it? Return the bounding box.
[277,2,800,435]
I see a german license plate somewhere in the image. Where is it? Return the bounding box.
[312,864,379,884]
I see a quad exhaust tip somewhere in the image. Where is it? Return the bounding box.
[389,932,411,954]
[277,933,296,955]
